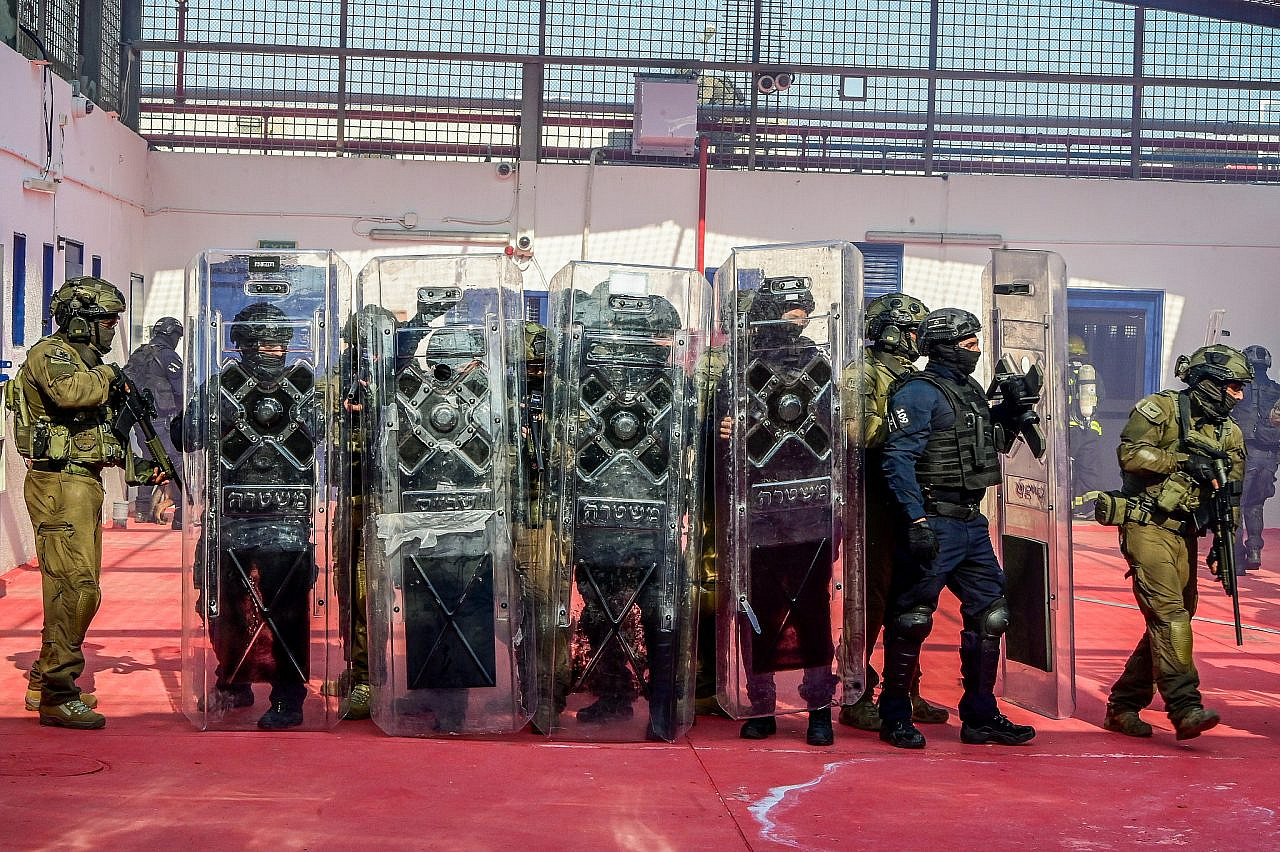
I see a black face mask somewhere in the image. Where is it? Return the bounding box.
[1190,378,1238,422]
[153,331,181,350]
[244,347,286,380]
[931,343,981,376]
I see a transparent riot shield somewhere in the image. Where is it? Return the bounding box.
[713,242,863,720]
[982,248,1076,719]
[180,249,348,731]
[540,262,709,741]
[357,254,529,736]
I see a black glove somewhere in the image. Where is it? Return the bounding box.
[106,364,127,393]
[1183,453,1221,485]
[907,520,940,562]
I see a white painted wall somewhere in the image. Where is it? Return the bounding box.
[0,46,149,572]
[5,39,1280,572]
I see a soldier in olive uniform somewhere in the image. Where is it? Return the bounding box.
[838,292,949,732]
[1232,345,1280,572]
[5,277,167,728]
[1103,344,1250,740]
[125,316,184,527]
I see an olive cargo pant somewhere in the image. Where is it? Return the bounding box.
[25,469,106,707]
[1108,522,1204,721]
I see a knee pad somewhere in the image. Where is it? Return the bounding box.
[1169,617,1194,668]
[964,597,1009,639]
[891,605,934,642]
[72,583,102,638]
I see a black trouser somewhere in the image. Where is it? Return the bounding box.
[880,511,1006,725]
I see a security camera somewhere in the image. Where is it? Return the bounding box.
[71,95,94,118]
[495,162,516,179]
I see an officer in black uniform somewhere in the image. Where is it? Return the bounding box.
[125,316,184,527]
[1233,344,1280,572]
[182,302,320,730]
[877,308,1037,749]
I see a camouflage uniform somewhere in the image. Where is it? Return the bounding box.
[1105,345,1250,740]
[837,293,948,732]
[4,277,162,728]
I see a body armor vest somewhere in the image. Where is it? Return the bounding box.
[4,340,126,469]
[900,371,1002,495]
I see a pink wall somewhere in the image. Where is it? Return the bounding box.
[0,46,149,571]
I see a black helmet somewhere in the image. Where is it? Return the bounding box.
[918,308,982,354]
[866,292,930,357]
[1243,344,1272,370]
[230,302,294,378]
[151,316,183,349]
[230,302,294,348]
[342,304,396,347]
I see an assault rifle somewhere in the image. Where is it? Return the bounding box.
[1188,435,1244,646]
[114,373,181,490]
[986,354,1046,458]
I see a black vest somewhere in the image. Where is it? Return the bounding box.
[899,370,1002,494]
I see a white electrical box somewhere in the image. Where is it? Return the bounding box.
[632,74,699,157]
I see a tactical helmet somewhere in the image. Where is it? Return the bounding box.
[1176,344,1254,386]
[1068,334,1088,357]
[523,321,547,361]
[230,302,294,349]
[581,280,682,335]
[51,276,126,353]
[917,307,982,353]
[341,304,396,347]
[866,292,930,357]
[152,316,182,338]
[1177,344,1253,422]
[1243,344,1272,370]
[424,326,486,370]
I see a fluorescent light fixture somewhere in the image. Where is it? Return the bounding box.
[366,228,510,244]
[864,230,1004,247]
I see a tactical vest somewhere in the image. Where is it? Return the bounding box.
[899,371,1002,494]
[3,350,125,470]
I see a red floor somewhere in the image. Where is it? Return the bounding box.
[1,523,1277,850]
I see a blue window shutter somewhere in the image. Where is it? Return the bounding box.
[855,242,903,298]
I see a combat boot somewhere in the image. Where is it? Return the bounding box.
[26,688,97,712]
[910,690,950,724]
[1245,546,1262,570]
[806,707,834,746]
[39,698,106,730]
[739,716,777,740]
[960,713,1036,745]
[1103,706,1153,738]
[258,699,304,730]
[342,682,372,721]
[838,695,881,731]
[879,718,925,749]
[1173,706,1220,741]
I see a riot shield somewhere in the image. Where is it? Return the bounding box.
[358,254,530,736]
[982,248,1076,719]
[713,242,863,720]
[180,249,348,731]
[540,262,709,741]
